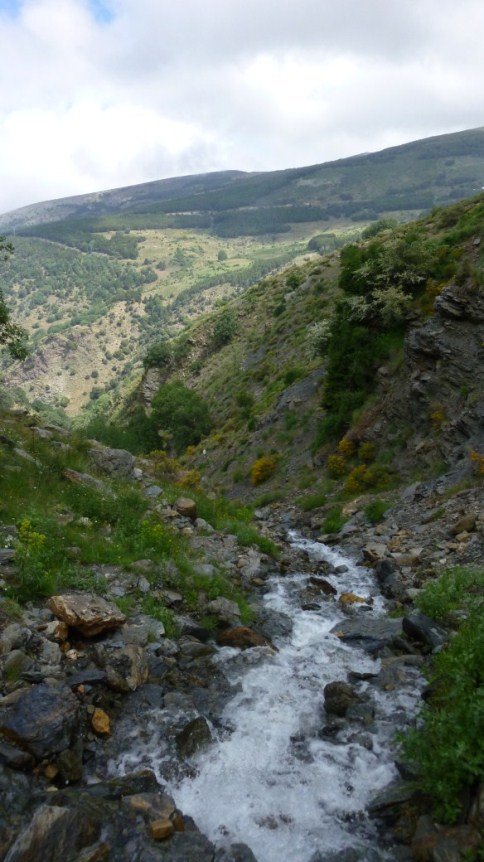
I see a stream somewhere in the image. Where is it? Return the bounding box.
[111,532,423,861]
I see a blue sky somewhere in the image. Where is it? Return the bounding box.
[0,0,483,213]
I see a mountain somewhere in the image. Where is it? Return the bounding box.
[1,126,484,239]
[1,126,484,418]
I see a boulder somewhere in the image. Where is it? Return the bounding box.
[214,845,258,862]
[3,804,100,862]
[175,717,212,758]
[89,446,135,479]
[48,593,125,637]
[331,618,402,655]
[411,815,481,862]
[450,514,476,535]
[402,613,448,651]
[62,469,113,496]
[324,681,361,717]
[206,597,241,625]
[0,683,79,759]
[309,576,337,596]
[175,498,197,521]
[217,627,271,650]
[363,543,389,564]
[95,644,148,692]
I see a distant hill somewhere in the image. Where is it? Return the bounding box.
[1,127,484,240]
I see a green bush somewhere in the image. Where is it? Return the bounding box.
[212,309,237,348]
[143,340,172,370]
[151,381,211,453]
[416,565,483,622]
[322,507,346,533]
[364,499,390,524]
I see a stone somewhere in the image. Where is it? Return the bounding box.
[175,716,212,758]
[91,709,111,736]
[339,592,367,605]
[368,780,415,822]
[3,804,100,862]
[141,830,215,861]
[62,468,113,496]
[89,446,135,478]
[0,683,79,759]
[145,485,163,499]
[324,681,360,717]
[450,513,476,535]
[57,745,83,783]
[331,618,402,654]
[363,543,388,564]
[149,819,175,840]
[97,644,149,692]
[309,576,337,596]
[40,620,69,643]
[217,627,271,650]
[175,497,197,521]
[48,593,125,637]
[411,815,481,862]
[402,613,448,650]
[0,624,30,656]
[206,597,241,624]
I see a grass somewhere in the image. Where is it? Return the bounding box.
[402,565,484,823]
[296,491,327,512]
[364,499,391,524]
[322,506,346,534]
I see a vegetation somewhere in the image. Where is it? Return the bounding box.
[0,238,28,360]
[403,566,484,822]
[151,381,212,453]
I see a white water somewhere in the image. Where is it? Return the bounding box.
[112,534,422,861]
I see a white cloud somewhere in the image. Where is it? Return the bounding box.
[0,0,483,212]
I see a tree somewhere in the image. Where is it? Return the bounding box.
[212,308,237,349]
[151,381,211,453]
[143,340,172,370]
[0,238,28,359]
[217,249,228,261]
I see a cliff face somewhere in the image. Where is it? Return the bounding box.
[361,275,484,479]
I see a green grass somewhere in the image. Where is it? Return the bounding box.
[364,499,391,524]
[322,506,346,534]
[297,491,327,512]
[402,565,484,823]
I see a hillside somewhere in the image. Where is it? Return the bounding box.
[1,127,484,418]
[125,194,484,509]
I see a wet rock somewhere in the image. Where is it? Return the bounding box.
[310,850,384,862]
[450,513,476,535]
[95,644,149,692]
[309,576,337,596]
[256,607,293,640]
[175,716,212,758]
[363,543,389,564]
[0,740,34,770]
[368,780,416,823]
[402,613,448,651]
[339,592,367,606]
[0,683,79,759]
[411,814,481,862]
[206,597,241,625]
[178,638,216,659]
[48,593,125,637]
[57,744,83,783]
[324,681,361,717]
[175,498,197,521]
[331,617,402,654]
[3,803,100,862]
[214,844,258,862]
[140,830,215,862]
[217,627,271,650]
[89,445,135,478]
[2,650,33,681]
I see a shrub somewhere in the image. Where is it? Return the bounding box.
[213,309,237,348]
[322,507,346,533]
[469,450,484,476]
[143,340,172,370]
[250,455,278,486]
[326,454,347,477]
[358,441,376,462]
[151,382,211,454]
[364,499,390,524]
[402,567,484,823]
[337,436,356,457]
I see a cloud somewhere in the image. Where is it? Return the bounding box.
[0,0,483,213]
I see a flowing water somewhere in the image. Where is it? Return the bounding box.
[111,533,422,861]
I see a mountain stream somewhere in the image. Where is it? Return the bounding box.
[111,532,422,861]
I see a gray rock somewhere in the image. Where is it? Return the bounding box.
[145,485,163,499]
[139,830,215,862]
[331,617,402,654]
[89,445,135,478]
[402,613,448,650]
[324,681,361,717]
[95,644,149,692]
[175,716,212,759]
[0,683,79,759]
[206,597,241,624]
[0,624,30,656]
[4,803,100,862]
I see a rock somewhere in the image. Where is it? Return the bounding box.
[2,650,33,680]
[206,597,241,624]
[123,617,165,646]
[175,497,197,521]
[450,514,476,535]
[149,818,175,840]
[309,576,337,596]
[339,592,367,605]
[0,683,79,759]
[89,446,135,478]
[3,804,100,862]
[217,627,271,650]
[40,620,69,643]
[368,780,415,822]
[91,709,111,736]
[62,468,113,496]
[141,830,215,862]
[411,815,481,862]
[324,681,361,717]
[96,644,149,692]
[175,717,212,758]
[57,745,83,783]
[0,624,30,656]
[331,618,402,654]
[402,613,448,650]
[48,593,125,637]
[363,543,388,564]
[0,740,34,770]
[0,549,15,565]
[145,485,163,499]
[214,845,258,862]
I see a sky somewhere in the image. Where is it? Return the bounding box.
[0,0,483,214]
